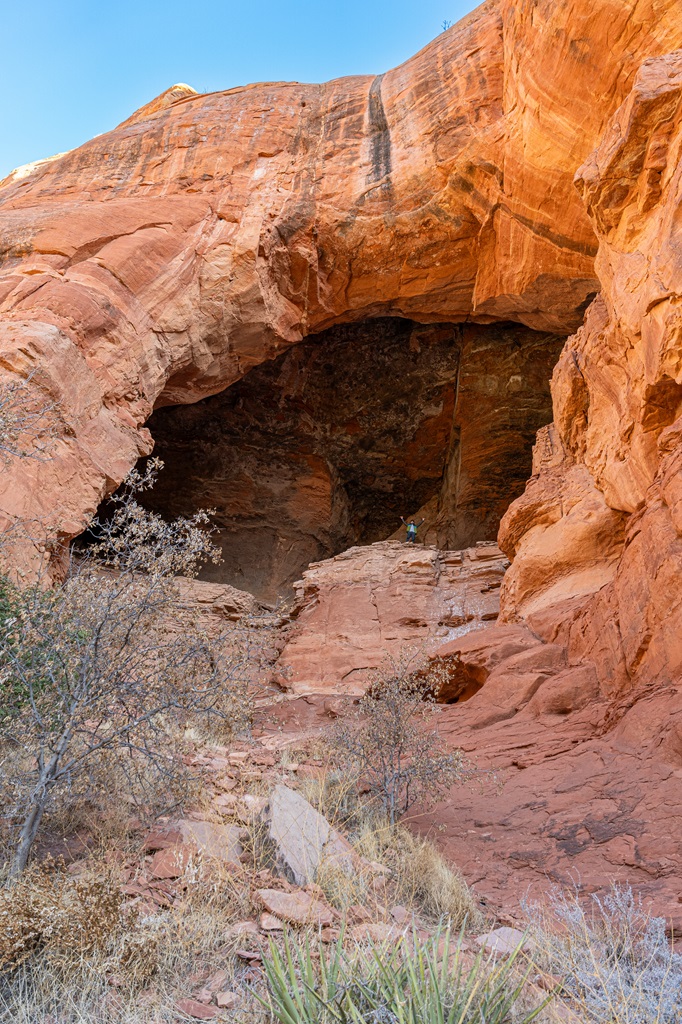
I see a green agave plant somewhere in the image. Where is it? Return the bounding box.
[258,924,553,1024]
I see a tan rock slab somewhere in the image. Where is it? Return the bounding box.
[174,997,219,1019]
[267,784,356,886]
[215,991,239,1009]
[475,927,528,955]
[257,888,334,927]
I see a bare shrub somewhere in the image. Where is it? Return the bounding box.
[0,864,127,971]
[525,883,682,1023]
[0,373,57,464]
[328,652,476,824]
[0,461,252,876]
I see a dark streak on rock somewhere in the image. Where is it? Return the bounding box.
[367,75,392,185]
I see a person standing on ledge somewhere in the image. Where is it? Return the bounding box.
[400,516,425,543]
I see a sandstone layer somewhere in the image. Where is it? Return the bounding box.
[500,52,682,693]
[1,0,681,575]
[274,540,508,695]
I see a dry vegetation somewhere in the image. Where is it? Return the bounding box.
[328,653,477,825]
[0,381,676,1023]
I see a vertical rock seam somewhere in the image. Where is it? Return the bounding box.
[367,75,392,186]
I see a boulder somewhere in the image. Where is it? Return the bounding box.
[475,927,528,956]
[267,785,356,886]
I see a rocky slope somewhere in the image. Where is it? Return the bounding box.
[274,540,507,694]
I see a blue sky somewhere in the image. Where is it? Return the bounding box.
[1,0,479,180]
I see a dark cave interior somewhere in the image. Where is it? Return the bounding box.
[131,317,564,602]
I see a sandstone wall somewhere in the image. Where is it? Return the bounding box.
[1,0,680,574]
[500,53,682,691]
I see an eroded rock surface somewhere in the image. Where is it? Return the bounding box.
[501,52,682,693]
[1,0,680,572]
[275,540,508,695]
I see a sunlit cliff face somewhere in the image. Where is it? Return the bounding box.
[134,317,564,603]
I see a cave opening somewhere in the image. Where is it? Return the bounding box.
[131,318,564,604]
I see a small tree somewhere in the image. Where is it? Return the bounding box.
[330,653,475,825]
[0,461,251,877]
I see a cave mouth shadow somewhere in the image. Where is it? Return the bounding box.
[122,317,564,604]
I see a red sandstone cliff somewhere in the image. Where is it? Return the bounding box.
[1,0,680,576]
[500,52,682,693]
[1,0,682,922]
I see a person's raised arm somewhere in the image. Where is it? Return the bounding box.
[419,518,426,526]
[400,516,406,524]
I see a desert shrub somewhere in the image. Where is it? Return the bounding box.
[0,864,129,971]
[328,653,476,824]
[525,883,682,1023]
[261,924,548,1024]
[0,372,57,464]
[0,460,252,876]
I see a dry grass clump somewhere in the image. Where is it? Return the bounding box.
[390,827,483,929]
[301,767,482,929]
[240,813,279,874]
[0,864,127,971]
[0,863,164,1022]
[298,768,369,833]
[0,855,266,1023]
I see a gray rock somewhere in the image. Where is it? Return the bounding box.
[266,784,356,886]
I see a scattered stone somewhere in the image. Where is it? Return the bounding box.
[180,819,243,864]
[143,827,184,852]
[215,991,239,1009]
[236,949,263,962]
[174,997,219,1019]
[241,794,268,816]
[229,752,249,766]
[149,844,194,880]
[224,920,259,940]
[257,888,334,927]
[260,912,284,932]
[390,905,412,925]
[475,927,528,955]
[215,776,238,792]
